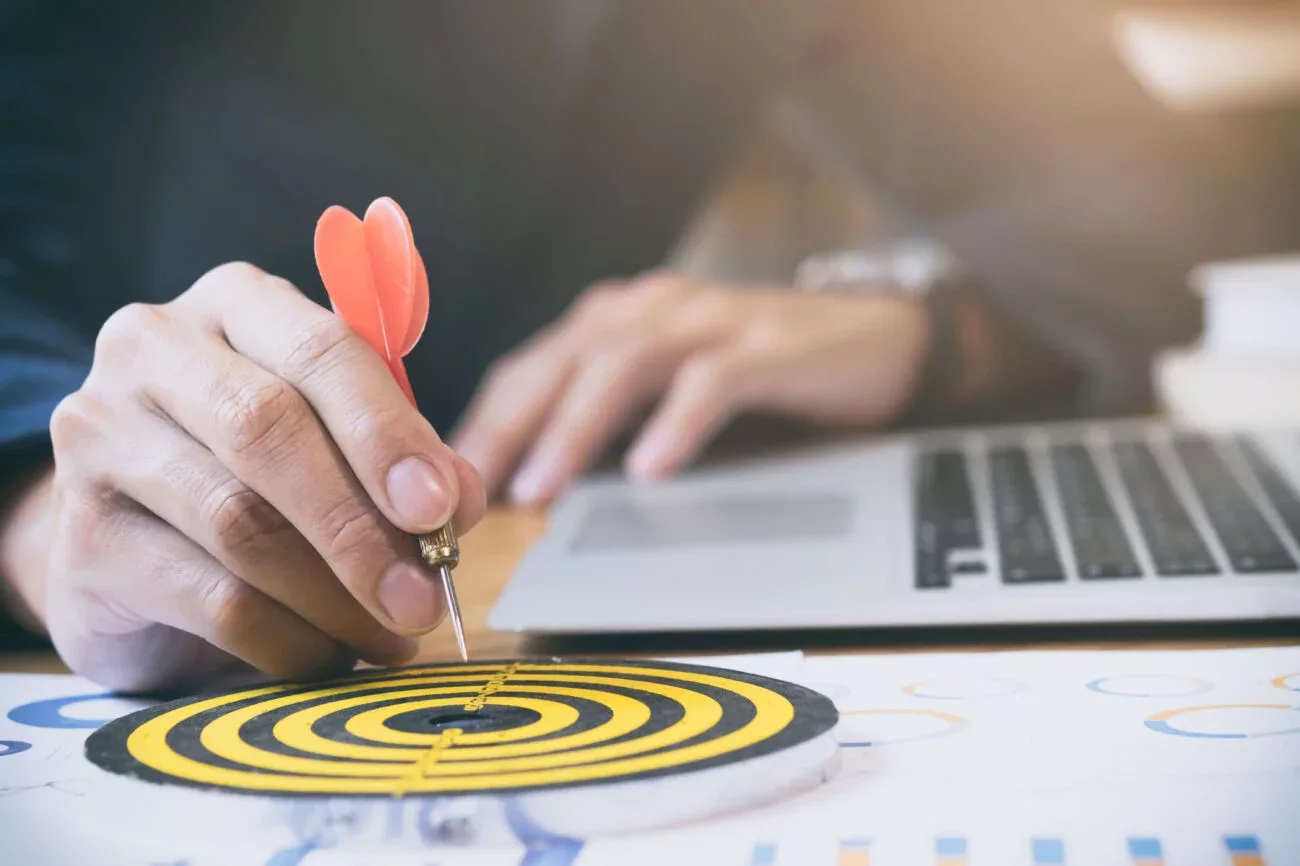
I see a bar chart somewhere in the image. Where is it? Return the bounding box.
[745,834,1270,864]
[1128,837,1165,866]
[837,838,871,866]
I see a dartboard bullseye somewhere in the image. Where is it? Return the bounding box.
[85,660,838,798]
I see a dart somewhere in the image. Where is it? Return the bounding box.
[314,197,466,661]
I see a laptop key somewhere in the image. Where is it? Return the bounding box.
[914,515,948,589]
[913,450,982,589]
[1174,436,1297,574]
[1050,444,1141,579]
[990,447,1065,583]
[1111,441,1219,576]
[932,450,981,549]
[1238,435,1300,548]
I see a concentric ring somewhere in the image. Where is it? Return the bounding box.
[903,677,1024,700]
[86,660,837,797]
[835,708,967,746]
[1085,675,1212,698]
[1144,703,1300,739]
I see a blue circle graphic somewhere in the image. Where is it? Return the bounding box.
[1087,675,1212,698]
[836,708,967,747]
[1144,704,1300,739]
[7,692,117,729]
[903,678,1024,700]
[0,740,32,756]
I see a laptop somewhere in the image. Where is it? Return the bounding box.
[489,421,1300,634]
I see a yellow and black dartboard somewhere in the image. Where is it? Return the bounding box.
[85,659,838,797]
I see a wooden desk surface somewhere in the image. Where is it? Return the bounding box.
[3,507,1296,676]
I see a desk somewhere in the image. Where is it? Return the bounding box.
[2,507,1296,675]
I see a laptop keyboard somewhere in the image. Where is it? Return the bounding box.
[1173,437,1297,573]
[989,447,1066,584]
[1112,440,1218,577]
[914,431,1300,589]
[913,450,980,589]
[1050,444,1141,579]
[1237,436,1300,558]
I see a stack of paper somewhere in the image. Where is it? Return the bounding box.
[1157,254,1300,428]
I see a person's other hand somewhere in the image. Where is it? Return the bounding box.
[453,272,928,504]
[14,263,486,691]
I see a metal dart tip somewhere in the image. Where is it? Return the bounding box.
[437,563,468,662]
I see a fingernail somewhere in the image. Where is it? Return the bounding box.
[377,560,444,632]
[510,460,553,504]
[387,457,452,532]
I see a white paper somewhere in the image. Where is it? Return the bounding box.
[2,647,1298,865]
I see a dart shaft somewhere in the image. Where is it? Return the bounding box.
[418,523,468,662]
[437,564,468,662]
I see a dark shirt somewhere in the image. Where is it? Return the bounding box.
[2,0,1297,490]
[0,0,797,475]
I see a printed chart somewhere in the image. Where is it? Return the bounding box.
[745,834,1271,865]
[2,647,1298,865]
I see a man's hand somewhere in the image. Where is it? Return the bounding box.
[0,263,485,692]
[453,272,929,504]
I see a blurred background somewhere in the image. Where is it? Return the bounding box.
[671,0,1300,429]
[5,0,1300,453]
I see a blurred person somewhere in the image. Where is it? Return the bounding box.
[0,1,1292,690]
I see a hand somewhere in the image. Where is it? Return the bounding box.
[453,272,928,504]
[1,263,485,691]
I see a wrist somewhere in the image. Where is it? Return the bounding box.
[0,464,55,634]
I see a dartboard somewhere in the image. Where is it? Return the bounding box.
[85,659,838,797]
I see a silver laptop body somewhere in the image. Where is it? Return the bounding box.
[489,421,1300,633]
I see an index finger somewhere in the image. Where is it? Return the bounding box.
[178,264,484,537]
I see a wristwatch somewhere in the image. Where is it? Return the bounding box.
[795,239,962,420]
[795,239,957,296]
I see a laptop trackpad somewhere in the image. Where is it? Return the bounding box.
[569,494,855,552]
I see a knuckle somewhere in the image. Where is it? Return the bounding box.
[740,320,785,352]
[571,281,622,319]
[95,302,167,362]
[339,404,406,460]
[254,269,300,298]
[201,576,264,648]
[686,288,733,324]
[207,483,288,557]
[184,262,259,304]
[48,392,98,456]
[56,490,125,566]
[213,378,308,457]
[583,279,622,302]
[281,316,359,382]
[632,271,688,299]
[681,356,734,395]
[186,262,300,308]
[317,498,388,565]
[192,261,265,294]
[587,341,644,378]
[483,351,529,391]
[56,492,100,539]
[212,260,266,283]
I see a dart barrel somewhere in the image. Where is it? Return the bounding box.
[418,522,459,570]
